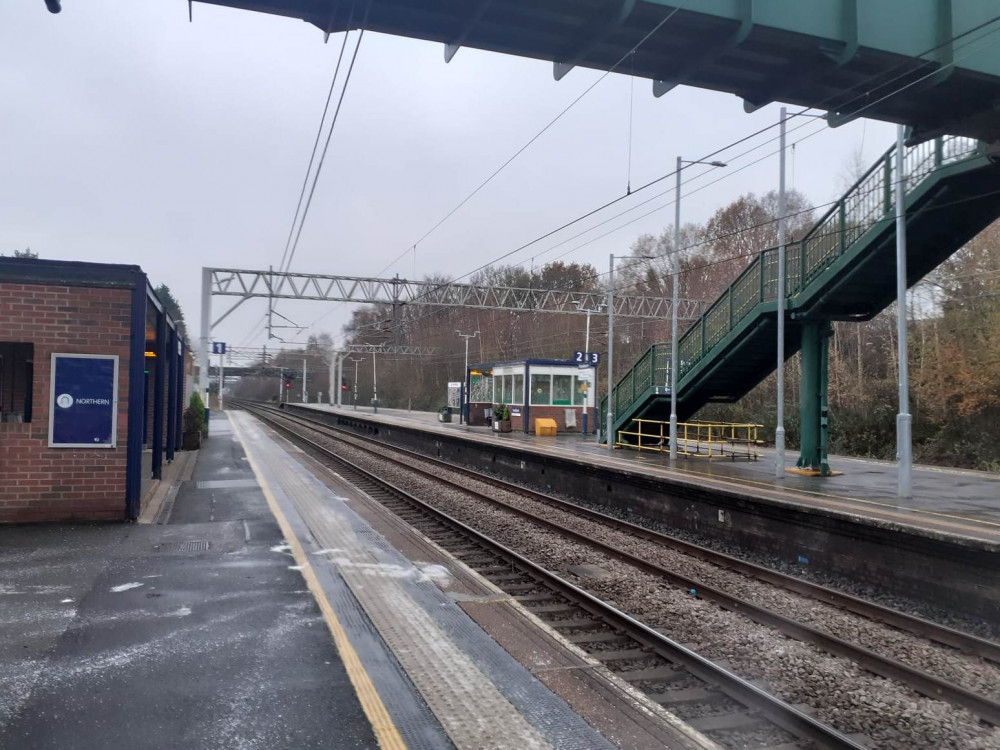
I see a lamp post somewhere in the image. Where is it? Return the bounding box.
[776,107,788,477]
[456,330,479,424]
[371,349,378,413]
[671,156,727,459]
[607,255,652,450]
[349,357,363,410]
[895,124,912,498]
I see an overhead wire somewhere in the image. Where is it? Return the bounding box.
[404,14,1000,298]
[370,0,695,280]
[289,11,1000,350]
[277,29,353,275]
[283,8,370,274]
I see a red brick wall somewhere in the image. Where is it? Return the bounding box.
[0,283,132,522]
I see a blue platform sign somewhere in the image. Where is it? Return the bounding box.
[573,351,600,365]
[212,342,226,355]
[49,354,119,448]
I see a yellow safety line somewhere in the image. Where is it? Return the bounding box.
[230,415,407,750]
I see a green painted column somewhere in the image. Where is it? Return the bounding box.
[795,320,832,475]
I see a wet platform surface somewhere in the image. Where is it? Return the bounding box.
[3,411,702,749]
[308,404,1000,543]
[0,415,376,749]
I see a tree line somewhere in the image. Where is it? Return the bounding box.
[231,188,998,471]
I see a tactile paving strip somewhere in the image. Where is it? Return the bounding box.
[235,413,594,750]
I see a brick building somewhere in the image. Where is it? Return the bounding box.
[0,258,186,522]
[464,359,598,434]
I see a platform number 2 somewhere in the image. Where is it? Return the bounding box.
[574,351,600,365]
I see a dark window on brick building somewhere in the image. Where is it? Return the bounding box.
[0,343,34,423]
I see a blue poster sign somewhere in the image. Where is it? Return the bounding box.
[49,354,119,448]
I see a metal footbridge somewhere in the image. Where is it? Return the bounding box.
[601,134,1000,471]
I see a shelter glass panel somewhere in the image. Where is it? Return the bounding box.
[513,374,524,404]
[504,375,514,404]
[573,375,588,405]
[552,375,572,405]
[530,374,550,405]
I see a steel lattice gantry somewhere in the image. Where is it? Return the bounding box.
[199,267,698,396]
[204,267,702,322]
[190,0,1000,143]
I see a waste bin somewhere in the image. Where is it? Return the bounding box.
[438,406,453,423]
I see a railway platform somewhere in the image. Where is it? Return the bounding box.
[1,410,712,750]
[308,404,1000,543]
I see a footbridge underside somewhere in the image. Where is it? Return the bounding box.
[194,0,1000,142]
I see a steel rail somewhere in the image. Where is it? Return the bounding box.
[264,403,1000,726]
[241,401,866,750]
[279,403,1000,664]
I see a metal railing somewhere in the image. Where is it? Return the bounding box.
[601,135,983,442]
[675,135,981,384]
[615,419,762,460]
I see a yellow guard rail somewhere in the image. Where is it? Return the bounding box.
[615,419,762,461]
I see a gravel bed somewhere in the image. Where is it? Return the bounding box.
[327,424,1000,702]
[273,415,1000,749]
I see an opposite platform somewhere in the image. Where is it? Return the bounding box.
[304,403,1000,545]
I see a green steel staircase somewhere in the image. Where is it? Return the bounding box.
[601,135,1000,470]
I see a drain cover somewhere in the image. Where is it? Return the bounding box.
[154,540,210,553]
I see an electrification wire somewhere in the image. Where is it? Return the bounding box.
[283,14,369,275]
[277,30,353,275]
[297,13,1000,347]
[302,9,999,342]
[354,165,1000,339]
[371,0,694,280]
[409,16,1000,294]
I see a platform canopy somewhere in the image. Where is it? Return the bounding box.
[193,0,1000,142]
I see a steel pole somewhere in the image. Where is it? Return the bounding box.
[199,267,211,402]
[607,253,614,450]
[354,359,359,409]
[218,351,224,411]
[584,309,590,353]
[895,124,912,498]
[775,107,787,478]
[669,157,681,459]
[302,358,307,403]
[372,351,378,413]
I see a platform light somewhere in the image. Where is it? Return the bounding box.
[144,351,157,358]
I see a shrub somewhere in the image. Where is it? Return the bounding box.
[493,403,510,421]
[184,392,206,436]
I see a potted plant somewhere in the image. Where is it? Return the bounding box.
[182,392,205,450]
[492,404,512,433]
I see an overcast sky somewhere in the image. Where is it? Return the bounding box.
[2,1,896,356]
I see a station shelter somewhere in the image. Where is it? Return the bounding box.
[0,257,188,523]
[465,358,596,434]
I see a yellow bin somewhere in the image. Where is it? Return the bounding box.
[534,418,557,436]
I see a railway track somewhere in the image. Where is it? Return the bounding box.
[239,401,863,750]
[267,404,1000,709]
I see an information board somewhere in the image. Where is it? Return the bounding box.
[447,381,462,408]
[49,354,119,448]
